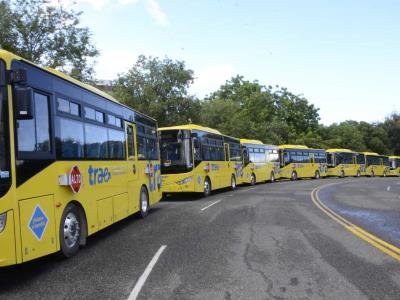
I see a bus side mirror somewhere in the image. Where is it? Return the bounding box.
[243,150,250,164]
[193,138,200,149]
[15,87,34,120]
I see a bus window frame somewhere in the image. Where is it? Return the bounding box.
[15,87,56,160]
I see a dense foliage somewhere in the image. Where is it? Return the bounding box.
[0,1,396,155]
[114,57,399,155]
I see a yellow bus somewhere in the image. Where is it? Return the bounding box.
[241,139,279,185]
[0,50,162,267]
[326,149,361,177]
[388,156,400,177]
[278,145,327,180]
[159,124,241,196]
[359,152,390,177]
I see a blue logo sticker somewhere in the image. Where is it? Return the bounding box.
[28,205,48,240]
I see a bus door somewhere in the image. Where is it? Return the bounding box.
[126,123,139,213]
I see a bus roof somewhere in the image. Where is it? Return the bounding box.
[0,49,157,123]
[279,144,309,149]
[362,152,380,156]
[326,148,355,153]
[158,124,222,135]
[240,139,264,145]
[389,156,400,159]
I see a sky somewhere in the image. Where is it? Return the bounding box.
[60,0,400,125]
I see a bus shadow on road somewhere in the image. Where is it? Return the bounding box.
[161,187,240,202]
[0,208,162,292]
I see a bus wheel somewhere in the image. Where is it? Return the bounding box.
[139,186,149,218]
[356,171,361,177]
[231,175,236,191]
[383,171,387,177]
[60,203,83,258]
[371,171,375,177]
[203,177,211,197]
[340,170,345,178]
[291,171,297,181]
[250,173,256,186]
[270,172,275,183]
[315,171,321,179]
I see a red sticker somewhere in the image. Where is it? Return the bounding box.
[69,165,82,193]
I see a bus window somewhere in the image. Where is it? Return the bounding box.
[17,92,51,153]
[327,153,334,167]
[127,125,135,160]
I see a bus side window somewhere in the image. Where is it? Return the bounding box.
[17,92,51,154]
[127,125,135,160]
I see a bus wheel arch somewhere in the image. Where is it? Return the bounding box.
[315,170,321,179]
[356,170,361,177]
[59,201,87,258]
[139,185,150,218]
[203,176,212,197]
[340,170,345,178]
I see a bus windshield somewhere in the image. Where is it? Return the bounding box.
[160,130,193,174]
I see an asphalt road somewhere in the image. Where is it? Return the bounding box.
[1,177,400,300]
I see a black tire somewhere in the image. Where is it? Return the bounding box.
[60,203,84,258]
[383,171,387,177]
[340,170,345,178]
[356,171,361,177]
[291,171,297,181]
[203,177,211,197]
[231,175,237,191]
[250,173,256,186]
[315,171,321,179]
[270,172,275,183]
[139,186,149,218]
[371,171,375,177]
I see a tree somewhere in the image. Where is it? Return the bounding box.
[113,55,201,126]
[383,113,400,155]
[201,76,321,145]
[0,0,99,81]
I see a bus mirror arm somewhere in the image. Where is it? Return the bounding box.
[15,86,34,120]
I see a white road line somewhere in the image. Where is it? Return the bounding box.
[242,187,256,192]
[201,199,222,211]
[387,186,391,191]
[127,245,167,300]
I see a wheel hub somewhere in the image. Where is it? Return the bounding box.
[64,212,80,248]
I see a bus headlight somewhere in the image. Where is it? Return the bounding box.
[176,177,192,185]
[0,213,6,233]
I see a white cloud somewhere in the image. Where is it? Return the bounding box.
[95,50,138,80]
[118,0,139,4]
[146,0,169,27]
[191,64,236,98]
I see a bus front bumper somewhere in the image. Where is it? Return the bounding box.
[0,210,17,267]
[161,175,196,193]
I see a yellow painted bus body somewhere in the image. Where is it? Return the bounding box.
[278,145,327,180]
[240,139,279,184]
[360,152,390,177]
[326,149,361,177]
[159,124,241,194]
[388,156,400,177]
[0,50,162,267]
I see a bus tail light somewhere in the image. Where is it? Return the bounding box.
[0,212,6,233]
